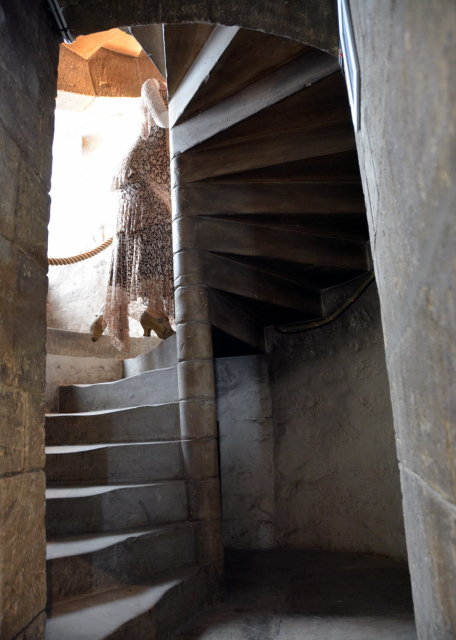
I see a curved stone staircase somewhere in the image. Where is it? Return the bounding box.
[44,337,207,640]
[134,23,371,352]
[45,22,371,639]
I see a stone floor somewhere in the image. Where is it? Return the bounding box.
[171,549,417,640]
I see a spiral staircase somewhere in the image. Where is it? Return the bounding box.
[44,23,370,640]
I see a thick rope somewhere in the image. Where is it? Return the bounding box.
[48,237,113,266]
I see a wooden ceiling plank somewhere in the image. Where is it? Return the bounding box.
[163,23,217,99]
[172,119,356,184]
[170,48,340,156]
[207,288,265,352]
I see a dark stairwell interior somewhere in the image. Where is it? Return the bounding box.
[44,23,416,640]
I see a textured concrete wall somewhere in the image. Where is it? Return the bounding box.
[215,356,275,549]
[267,284,407,560]
[0,0,59,638]
[349,2,456,637]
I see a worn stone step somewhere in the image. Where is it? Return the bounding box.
[45,403,180,446]
[45,442,183,487]
[47,523,196,604]
[123,334,178,378]
[45,481,188,537]
[59,366,178,413]
[45,566,206,640]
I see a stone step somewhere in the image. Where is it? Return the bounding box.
[45,481,188,537]
[45,442,183,487]
[58,366,178,413]
[47,523,196,604]
[45,403,180,446]
[45,566,206,640]
[123,334,178,378]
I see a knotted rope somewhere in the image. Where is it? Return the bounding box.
[48,237,113,266]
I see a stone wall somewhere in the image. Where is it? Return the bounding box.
[268,284,406,560]
[0,0,59,638]
[215,356,275,549]
[216,285,406,561]
[349,2,456,637]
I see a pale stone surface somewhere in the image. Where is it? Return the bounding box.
[349,1,456,633]
[14,613,46,640]
[0,472,47,640]
[173,549,416,640]
[215,355,275,549]
[0,2,58,636]
[400,466,456,640]
[45,354,122,412]
[267,285,407,560]
[47,328,159,360]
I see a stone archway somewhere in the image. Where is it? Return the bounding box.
[2,1,455,638]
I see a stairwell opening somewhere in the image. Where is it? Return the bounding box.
[43,19,415,640]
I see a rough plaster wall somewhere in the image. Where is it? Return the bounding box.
[267,284,407,561]
[0,0,58,637]
[349,2,456,637]
[215,356,275,549]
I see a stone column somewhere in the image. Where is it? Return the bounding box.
[171,177,224,596]
[0,1,59,638]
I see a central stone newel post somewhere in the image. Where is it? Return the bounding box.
[171,156,224,596]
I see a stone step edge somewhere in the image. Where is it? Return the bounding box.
[45,402,179,418]
[45,441,180,454]
[45,480,185,499]
[46,523,193,561]
[59,365,177,390]
[45,564,201,615]
[45,565,205,640]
